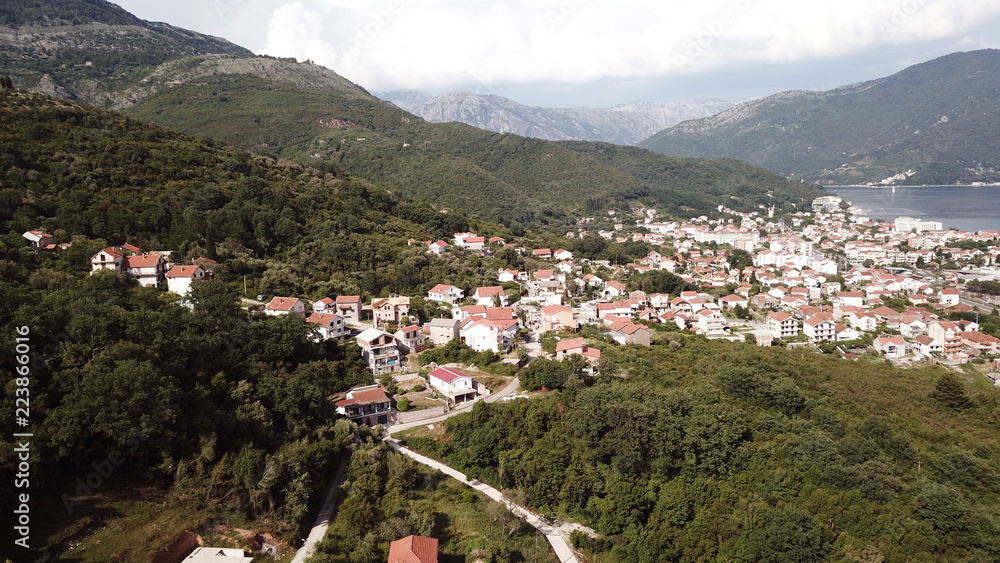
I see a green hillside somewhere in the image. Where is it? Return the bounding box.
[0,0,251,105]
[119,59,821,224]
[403,337,1000,562]
[641,49,1000,186]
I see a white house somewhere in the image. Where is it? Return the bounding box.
[835,323,861,342]
[313,297,335,313]
[802,314,836,342]
[428,366,482,404]
[125,254,168,287]
[939,288,961,306]
[695,309,729,337]
[461,318,517,352]
[22,230,53,250]
[554,248,574,261]
[428,317,461,346]
[265,297,306,316]
[165,265,206,296]
[307,312,347,342]
[874,336,907,359]
[428,284,464,305]
[91,247,125,273]
[912,334,942,356]
[474,286,508,307]
[768,311,799,339]
[428,240,449,255]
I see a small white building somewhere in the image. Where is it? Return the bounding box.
[428,366,482,404]
[125,254,168,287]
[307,312,347,342]
[91,247,125,273]
[428,284,465,305]
[264,297,306,316]
[165,265,206,296]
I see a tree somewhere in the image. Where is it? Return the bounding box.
[930,372,973,409]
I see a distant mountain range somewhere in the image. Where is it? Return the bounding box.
[377,90,734,146]
[640,49,1000,186]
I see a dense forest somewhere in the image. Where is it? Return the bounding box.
[403,337,1000,562]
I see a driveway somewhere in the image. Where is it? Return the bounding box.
[289,451,351,562]
[384,439,580,563]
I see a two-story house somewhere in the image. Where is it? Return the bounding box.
[356,328,402,375]
[125,254,168,287]
[427,284,464,305]
[428,366,482,404]
[265,297,306,316]
[165,265,206,296]
[335,385,393,426]
[307,312,347,342]
[768,311,799,339]
[540,305,576,333]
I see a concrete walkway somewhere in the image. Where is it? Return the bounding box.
[384,438,579,563]
[290,451,351,563]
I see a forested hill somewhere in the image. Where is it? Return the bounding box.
[0,0,250,104]
[404,338,1000,562]
[0,89,510,558]
[640,49,1000,186]
[120,64,821,224]
[1,1,823,225]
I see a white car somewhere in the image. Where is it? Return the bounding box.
[502,393,518,402]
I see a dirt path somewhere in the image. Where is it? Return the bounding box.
[289,451,351,563]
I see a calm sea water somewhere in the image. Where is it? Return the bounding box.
[824,185,1000,233]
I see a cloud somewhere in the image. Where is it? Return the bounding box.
[255,0,1000,91]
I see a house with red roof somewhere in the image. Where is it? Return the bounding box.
[962,331,1000,355]
[768,311,799,339]
[939,288,961,306]
[22,230,52,250]
[555,337,601,364]
[541,304,576,333]
[428,367,482,404]
[427,284,464,305]
[874,336,907,360]
[395,324,426,354]
[387,535,437,563]
[125,254,168,287]
[307,312,347,342]
[166,265,206,296]
[473,286,508,307]
[91,247,124,273]
[313,297,335,313]
[532,248,552,259]
[265,297,306,316]
[335,385,393,426]
[608,319,652,346]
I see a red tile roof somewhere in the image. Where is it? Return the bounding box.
[266,297,302,311]
[429,367,470,384]
[387,535,438,563]
[166,265,201,278]
[125,254,163,268]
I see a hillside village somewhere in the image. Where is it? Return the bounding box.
[23,196,1000,431]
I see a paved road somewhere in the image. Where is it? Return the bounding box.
[290,451,351,563]
[961,297,996,314]
[384,439,579,563]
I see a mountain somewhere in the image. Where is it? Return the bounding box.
[0,0,250,104]
[378,89,734,145]
[640,49,1000,186]
[1,1,821,225]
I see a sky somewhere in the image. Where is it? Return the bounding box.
[111,0,1000,107]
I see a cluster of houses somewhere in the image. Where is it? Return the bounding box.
[86,243,214,295]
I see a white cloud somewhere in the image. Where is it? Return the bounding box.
[249,0,1000,91]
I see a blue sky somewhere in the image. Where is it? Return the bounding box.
[112,0,1000,107]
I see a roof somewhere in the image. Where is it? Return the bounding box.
[307,312,342,327]
[335,295,361,303]
[541,305,572,315]
[387,535,438,563]
[266,297,302,311]
[336,386,390,407]
[475,286,505,298]
[556,337,585,352]
[428,317,460,328]
[356,328,392,343]
[94,247,123,258]
[963,331,1000,343]
[429,366,472,384]
[166,265,202,278]
[125,254,163,268]
[769,311,793,322]
[429,284,459,294]
[485,307,515,320]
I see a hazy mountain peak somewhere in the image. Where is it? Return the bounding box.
[377,89,735,145]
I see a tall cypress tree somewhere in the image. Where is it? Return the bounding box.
[931,372,973,409]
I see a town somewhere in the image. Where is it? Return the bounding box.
[21,194,1000,433]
